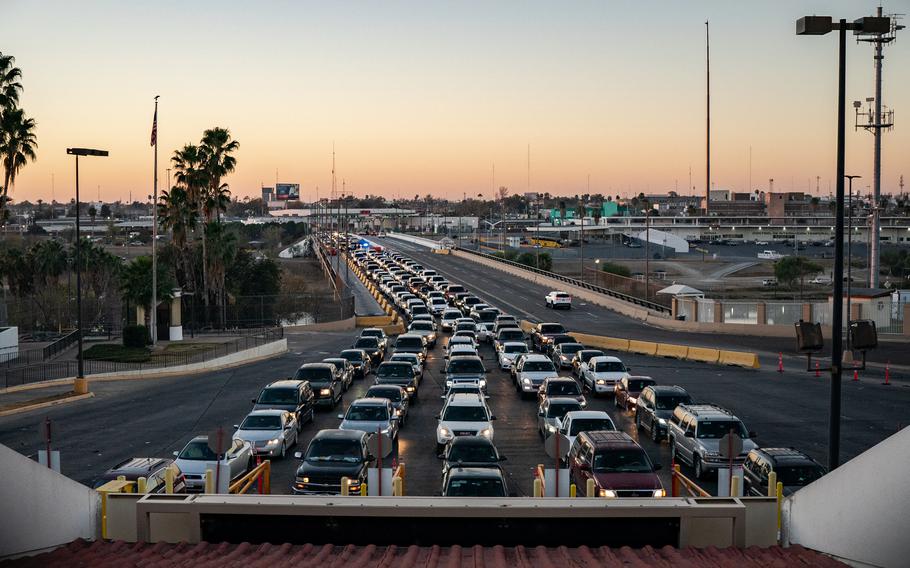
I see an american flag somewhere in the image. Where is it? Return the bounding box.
[150,106,157,147]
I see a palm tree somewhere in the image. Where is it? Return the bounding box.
[0,107,38,218]
[199,128,238,219]
[158,186,197,288]
[203,221,237,327]
[120,256,174,327]
[0,52,22,110]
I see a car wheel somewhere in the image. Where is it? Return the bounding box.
[296,414,303,432]
[694,456,705,480]
[651,422,661,443]
[280,442,286,459]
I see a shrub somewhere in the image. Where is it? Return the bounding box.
[600,261,631,278]
[123,324,150,348]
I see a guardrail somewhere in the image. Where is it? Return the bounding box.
[671,464,711,497]
[229,459,271,494]
[456,247,671,314]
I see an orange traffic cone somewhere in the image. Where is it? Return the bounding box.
[883,362,891,386]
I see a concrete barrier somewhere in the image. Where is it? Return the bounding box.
[657,343,689,359]
[356,315,396,327]
[686,347,721,364]
[382,323,406,336]
[571,332,629,353]
[718,350,761,369]
[628,340,658,356]
[520,320,536,333]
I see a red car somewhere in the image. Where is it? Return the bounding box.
[614,376,656,411]
[569,431,664,498]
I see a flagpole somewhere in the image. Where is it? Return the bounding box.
[151,96,159,345]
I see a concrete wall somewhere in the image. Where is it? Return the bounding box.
[286,317,356,332]
[386,232,442,249]
[0,326,18,363]
[784,426,910,568]
[0,442,100,558]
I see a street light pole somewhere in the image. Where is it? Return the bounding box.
[844,175,861,352]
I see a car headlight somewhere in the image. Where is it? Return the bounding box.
[479,379,486,388]
[395,408,402,416]
[266,438,281,447]
[653,489,666,498]
[479,428,493,439]
[406,386,416,393]
[439,428,453,439]
[545,423,556,432]
[658,418,667,425]
[522,378,531,385]
[596,379,606,385]
[320,388,331,395]
[299,477,310,484]
[598,489,616,498]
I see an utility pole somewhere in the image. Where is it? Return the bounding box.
[705,20,711,216]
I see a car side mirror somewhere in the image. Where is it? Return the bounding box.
[499,455,508,462]
[172,451,179,457]
[653,463,663,471]
[749,431,757,438]
[366,453,376,462]
[490,415,497,421]
[684,431,694,438]
[435,414,441,420]
[293,451,303,459]
[336,414,344,419]
[285,424,293,430]
[390,416,399,421]
[251,398,257,404]
[436,453,444,459]
[233,424,239,429]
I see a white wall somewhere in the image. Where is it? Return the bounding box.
[0,327,18,363]
[784,426,910,568]
[0,442,100,558]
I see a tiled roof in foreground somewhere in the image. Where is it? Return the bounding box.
[4,539,845,567]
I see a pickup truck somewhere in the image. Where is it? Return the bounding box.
[757,250,785,260]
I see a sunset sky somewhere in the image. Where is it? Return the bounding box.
[3,0,908,204]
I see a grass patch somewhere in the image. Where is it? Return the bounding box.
[155,342,218,357]
[83,344,151,362]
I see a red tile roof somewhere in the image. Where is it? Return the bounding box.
[4,539,844,567]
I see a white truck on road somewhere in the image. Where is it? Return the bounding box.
[757,250,786,260]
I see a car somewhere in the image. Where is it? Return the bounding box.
[438,436,506,476]
[364,384,410,426]
[173,436,253,492]
[556,411,616,458]
[537,377,586,407]
[809,275,832,285]
[294,363,344,408]
[441,466,509,497]
[374,361,420,400]
[551,342,585,369]
[407,320,438,347]
[441,382,488,400]
[292,429,373,495]
[429,297,449,315]
[352,336,384,364]
[635,385,693,442]
[232,409,298,459]
[667,404,759,480]
[545,334,577,357]
[614,376,657,411]
[338,398,399,441]
[530,322,568,351]
[359,327,389,350]
[444,355,488,392]
[251,379,316,430]
[339,349,372,379]
[497,341,529,370]
[571,349,605,378]
[459,296,484,315]
[761,278,778,287]
[446,333,477,352]
[392,333,428,361]
[389,352,424,382]
[545,291,572,309]
[444,284,467,303]
[537,397,584,438]
[473,309,500,342]
[435,393,496,453]
[494,328,526,352]
[569,431,664,498]
[581,356,629,395]
[440,308,462,331]
[513,354,560,397]
[92,457,186,493]
[493,317,520,336]
[322,357,355,391]
[743,448,826,497]
[447,343,479,360]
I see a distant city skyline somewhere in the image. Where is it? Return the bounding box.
[3,0,907,203]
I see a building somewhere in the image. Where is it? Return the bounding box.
[766,192,814,222]
[261,186,274,201]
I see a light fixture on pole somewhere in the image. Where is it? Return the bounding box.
[66,147,109,392]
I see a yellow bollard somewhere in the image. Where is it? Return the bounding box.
[586,478,596,498]
[204,469,214,494]
[776,481,784,532]
[392,476,403,496]
[570,483,577,498]
[533,478,543,498]
[165,466,175,494]
[137,476,148,494]
[360,483,368,497]
[341,476,350,496]
[767,471,777,498]
[730,475,740,498]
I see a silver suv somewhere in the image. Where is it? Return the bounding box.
[667,404,758,479]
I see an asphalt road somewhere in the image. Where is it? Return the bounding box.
[0,240,907,497]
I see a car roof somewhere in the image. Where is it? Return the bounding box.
[397,333,423,339]
[340,349,366,356]
[265,379,305,388]
[557,343,584,349]
[379,361,412,368]
[545,377,578,384]
[589,355,623,363]
[754,447,820,466]
[678,404,737,419]
[647,385,689,396]
[312,428,366,441]
[244,409,287,417]
[546,397,583,406]
[449,466,505,478]
[523,353,552,362]
[450,436,496,448]
[366,384,404,393]
[362,327,385,334]
[580,430,639,449]
[322,357,347,363]
[105,457,171,475]
[349,397,389,406]
[563,410,612,420]
[502,341,528,348]
[299,362,333,370]
[445,393,487,406]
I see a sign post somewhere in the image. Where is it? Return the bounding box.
[544,431,571,497]
[718,430,743,497]
[206,427,227,494]
[366,431,393,497]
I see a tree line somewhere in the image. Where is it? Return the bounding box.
[0,51,38,225]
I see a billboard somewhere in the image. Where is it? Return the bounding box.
[275,183,300,200]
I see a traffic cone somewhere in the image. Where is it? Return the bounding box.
[815,361,820,378]
[883,362,891,386]
[777,353,784,373]
[852,369,859,382]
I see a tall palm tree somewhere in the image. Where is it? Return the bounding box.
[203,221,237,327]
[199,127,238,221]
[0,52,22,110]
[0,107,38,212]
[158,186,197,288]
[170,144,206,206]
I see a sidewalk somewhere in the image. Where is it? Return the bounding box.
[344,273,385,316]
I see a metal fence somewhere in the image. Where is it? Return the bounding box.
[0,327,284,389]
[182,293,355,333]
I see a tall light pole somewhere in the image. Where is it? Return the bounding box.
[797,13,889,470]
[845,175,861,352]
[66,148,109,387]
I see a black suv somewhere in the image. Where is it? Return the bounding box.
[743,447,826,497]
[442,466,509,497]
[294,363,343,408]
[292,429,373,495]
[92,457,186,494]
[252,379,316,430]
[438,436,506,475]
[374,361,420,401]
[635,385,692,442]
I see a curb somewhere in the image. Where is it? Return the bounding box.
[0,392,95,418]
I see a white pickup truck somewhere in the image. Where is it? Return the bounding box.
[545,291,572,310]
[757,250,785,260]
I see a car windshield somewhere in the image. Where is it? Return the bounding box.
[447,359,485,374]
[595,361,626,372]
[776,465,825,486]
[582,351,604,362]
[478,312,497,322]
[593,449,653,473]
[354,338,378,349]
[697,420,749,439]
[628,379,655,392]
[547,402,582,418]
[548,383,581,396]
[443,406,489,421]
[295,367,332,384]
[504,344,528,354]
[560,344,584,355]
[540,324,566,334]
[396,338,423,349]
[306,440,363,463]
[240,415,282,430]
[524,361,556,372]
[340,351,364,363]
[410,323,433,331]
[655,395,691,410]
[568,419,614,436]
[346,405,389,421]
[446,477,505,497]
[443,312,460,320]
[362,330,383,339]
[257,387,297,405]
[178,441,218,461]
[500,331,523,339]
[449,445,498,464]
[366,388,402,402]
[377,364,412,378]
[391,355,418,364]
[456,324,475,331]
